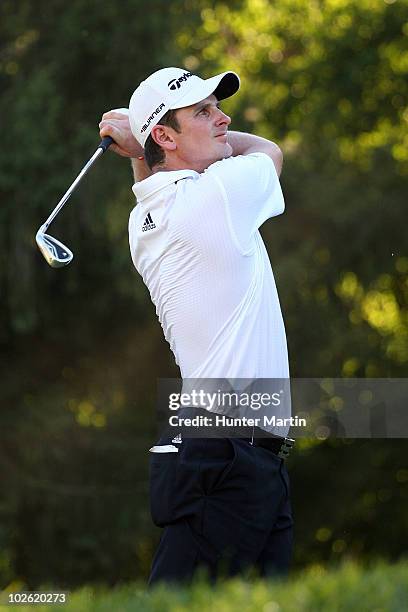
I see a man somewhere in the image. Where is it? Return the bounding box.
[99,67,293,585]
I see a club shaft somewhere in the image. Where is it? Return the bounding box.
[42,147,104,231]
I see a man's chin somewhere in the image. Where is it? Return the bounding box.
[219,143,233,160]
[224,143,233,158]
[204,145,234,170]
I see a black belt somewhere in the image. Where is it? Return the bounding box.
[238,433,295,459]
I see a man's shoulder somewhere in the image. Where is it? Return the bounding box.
[202,152,275,187]
[197,152,276,202]
[205,151,272,173]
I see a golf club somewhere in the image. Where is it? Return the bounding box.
[36,136,114,268]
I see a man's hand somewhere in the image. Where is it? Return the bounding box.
[99,110,143,158]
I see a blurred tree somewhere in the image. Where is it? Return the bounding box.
[0,0,189,340]
[174,0,408,376]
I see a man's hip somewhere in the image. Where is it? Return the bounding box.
[149,435,291,531]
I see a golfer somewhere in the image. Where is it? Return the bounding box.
[99,67,293,585]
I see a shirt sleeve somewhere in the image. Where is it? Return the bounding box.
[204,152,285,254]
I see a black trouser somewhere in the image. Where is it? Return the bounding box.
[148,436,293,585]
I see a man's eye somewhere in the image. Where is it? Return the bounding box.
[199,108,209,115]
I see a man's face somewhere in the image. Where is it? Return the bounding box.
[171,95,232,172]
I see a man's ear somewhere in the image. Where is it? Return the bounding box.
[150,125,177,151]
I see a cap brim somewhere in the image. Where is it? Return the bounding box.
[169,71,240,110]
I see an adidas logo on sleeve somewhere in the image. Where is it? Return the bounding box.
[142,212,156,232]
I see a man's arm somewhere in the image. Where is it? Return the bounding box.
[226,131,283,176]
[99,110,152,183]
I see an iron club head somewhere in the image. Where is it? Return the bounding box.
[36,134,116,268]
[36,228,73,268]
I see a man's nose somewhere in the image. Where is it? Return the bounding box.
[215,108,231,126]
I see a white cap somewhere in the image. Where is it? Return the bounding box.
[128,67,240,147]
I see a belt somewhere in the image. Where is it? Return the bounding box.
[238,434,295,459]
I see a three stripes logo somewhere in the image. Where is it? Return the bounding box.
[142,212,156,232]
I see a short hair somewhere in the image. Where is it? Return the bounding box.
[144,109,181,170]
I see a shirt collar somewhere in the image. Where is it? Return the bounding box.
[132,169,198,203]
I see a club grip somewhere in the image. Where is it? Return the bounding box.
[98,136,114,152]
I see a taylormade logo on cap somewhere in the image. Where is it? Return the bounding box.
[129,67,240,148]
[167,71,193,90]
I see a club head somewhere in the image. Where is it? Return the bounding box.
[36,230,73,268]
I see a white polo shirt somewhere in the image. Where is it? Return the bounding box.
[129,152,289,381]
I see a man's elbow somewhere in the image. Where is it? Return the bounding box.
[268,143,283,177]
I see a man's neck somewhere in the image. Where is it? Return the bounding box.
[152,159,197,174]
[154,152,211,174]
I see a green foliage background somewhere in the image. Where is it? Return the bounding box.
[3,561,408,611]
[0,0,407,590]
